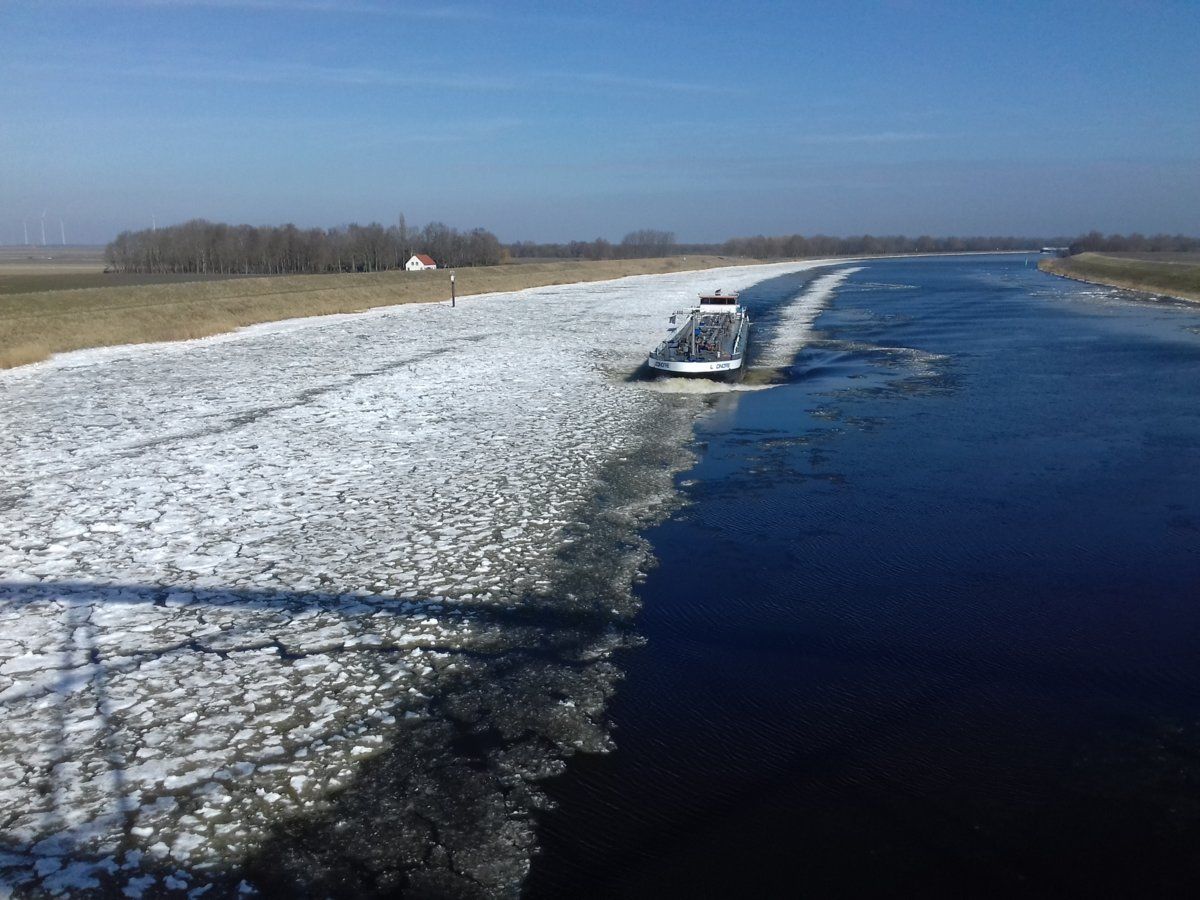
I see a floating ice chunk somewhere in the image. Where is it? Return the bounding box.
[43,860,102,893]
[123,875,157,898]
[0,653,61,676]
[171,833,205,860]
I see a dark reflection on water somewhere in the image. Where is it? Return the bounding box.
[527,256,1200,897]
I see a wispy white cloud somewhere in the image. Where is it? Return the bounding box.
[790,131,943,144]
[8,57,519,92]
[181,60,518,91]
[544,71,743,97]
[0,107,525,151]
[48,0,492,18]
[8,51,738,99]
[339,117,526,148]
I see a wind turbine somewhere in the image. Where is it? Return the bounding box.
[152,214,157,232]
[60,219,66,246]
[23,221,28,245]
[40,210,47,247]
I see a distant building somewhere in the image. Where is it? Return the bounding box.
[406,254,438,271]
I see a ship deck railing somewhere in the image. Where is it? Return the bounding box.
[654,312,745,362]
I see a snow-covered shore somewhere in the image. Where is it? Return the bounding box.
[0,260,835,895]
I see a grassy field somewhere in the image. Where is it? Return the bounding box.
[1038,252,1200,302]
[0,270,259,296]
[0,246,310,296]
[1100,251,1200,264]
[0,255,755,369]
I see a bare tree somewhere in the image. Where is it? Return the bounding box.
[104,216,508,274]
[619,229,676,258]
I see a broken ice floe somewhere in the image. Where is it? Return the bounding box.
[0,259,837,895]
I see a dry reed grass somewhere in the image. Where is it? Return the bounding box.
[1039,253,1200,302]
[0,256,753,369]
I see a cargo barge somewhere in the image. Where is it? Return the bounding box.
[648,290,749,379]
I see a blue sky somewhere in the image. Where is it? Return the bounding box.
[2,0,1198,244]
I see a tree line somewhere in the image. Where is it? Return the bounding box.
[509,231,1200,261]
[511,232,1057,260]
[104,216,505,275]
[1065,231,1200,255]
[718,233,1044,258]
[504,232,1041,260]
[509,229,738,261]
[106,219,1200,276]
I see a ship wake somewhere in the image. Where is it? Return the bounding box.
[753,267,864,372]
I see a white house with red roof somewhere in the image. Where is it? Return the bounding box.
[405,254,438,271]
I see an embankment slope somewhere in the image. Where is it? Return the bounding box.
[1039,252,1200,302]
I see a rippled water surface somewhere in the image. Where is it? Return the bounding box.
[528,255,1200,897]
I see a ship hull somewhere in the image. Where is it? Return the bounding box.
[647,355,744,377]
[649,316,749,381]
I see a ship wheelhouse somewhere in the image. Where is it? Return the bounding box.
[697,292,738,312]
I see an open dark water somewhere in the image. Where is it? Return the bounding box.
[526,255,1200,897]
